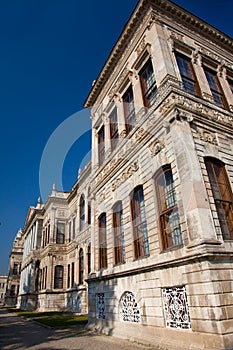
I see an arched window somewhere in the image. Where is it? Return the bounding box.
[79,249,84,284]
[119,291,141,323]
[131,186,149,259]
[99,213,107,269]
[113,202,125,265]
[155,166,182,250]
[80,195,85,231]
[205,158,233,239]
[54,265,63,289]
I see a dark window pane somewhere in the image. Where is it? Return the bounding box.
[98,126,105,165]
[176,53,200,96]
[205,158,233,240]
[155,167,182,250]
[80,195,85,231]
[110,107,119,150]
[139,59,157,108]
[131,186,149,259]
[123,86,136,133]
[99,213,107,269]
[204,68,228,109]
[113,202,125,265]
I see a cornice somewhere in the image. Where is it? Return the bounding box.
[84,0,233,108]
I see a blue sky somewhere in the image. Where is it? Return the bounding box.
[0,0,232,275]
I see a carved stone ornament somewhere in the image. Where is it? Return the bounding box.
[159,93,233,127]
[135,36,146,57]
[112,162,138,191]
[108,68,129,101]
[198,130,218,145]
[149,140,165,156]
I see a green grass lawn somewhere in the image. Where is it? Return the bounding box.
[6,308,88,328]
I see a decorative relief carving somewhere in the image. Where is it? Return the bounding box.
[108,68,129,100]
[198,47,223,64]
[111,162,138,191]
[162,286,191,330]
[149,140,165,156]
[135,36,146,56]
[147,13,161,30]
[202,92,214,102]
[198,129,218,145]
[159,93,233,127]
[58,210,65,217]
[169,30,184,42]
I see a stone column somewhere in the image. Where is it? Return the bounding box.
[130,72,144,115]
[104,113,111,156]
[191,52,213,102]
[169,112,219,247]
[114,94,127,139]
[217,65,233,111]
[92,127,99,170]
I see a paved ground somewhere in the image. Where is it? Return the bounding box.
[0,309,152,350]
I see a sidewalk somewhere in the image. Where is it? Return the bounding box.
[0,309,151,350]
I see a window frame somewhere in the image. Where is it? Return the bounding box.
[122,85,136,134]
[154,166,182,251]
[205,157,233,240]
[113,202,125,265]
[203,66,228,109]
[109,106,119,151]
[139,58,157,108]
[56,222,65,244]
[130,185,149,260]
[54,265,63,289]
[98,125,105,165]
[175,52,201,96]
[80,194,85,231]
[98,213,107,270]
[79,249,84,284]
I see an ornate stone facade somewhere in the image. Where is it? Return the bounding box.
[12,1,233,349]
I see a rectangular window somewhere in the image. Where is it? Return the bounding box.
[56,222,65,244]
[10,285,16,296]
[98,126,105,165]
[79,250,84,284]
[80,195,85,231]
[71,262,75,287]
[13,263,18,275]
[68,222,72,242]
[175,53,200,96]
[113,202,125,265]
[110,107,119,151]
[88,202,91,225]
[139,58,157,108]
[155,167,182,250]
[67,264,70,288]
[205,158,233,240]
[227,77,233,94]
[72,217,76,239]
[99,213,107,269]
[204,67,228,109]
[123,85,136,134]
[54,265,63,289]
[131,186,149,259]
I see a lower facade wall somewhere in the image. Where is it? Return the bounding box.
[18,287,88,313]
[87,259,233,350]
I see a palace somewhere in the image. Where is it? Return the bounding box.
[6,1,233,349]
